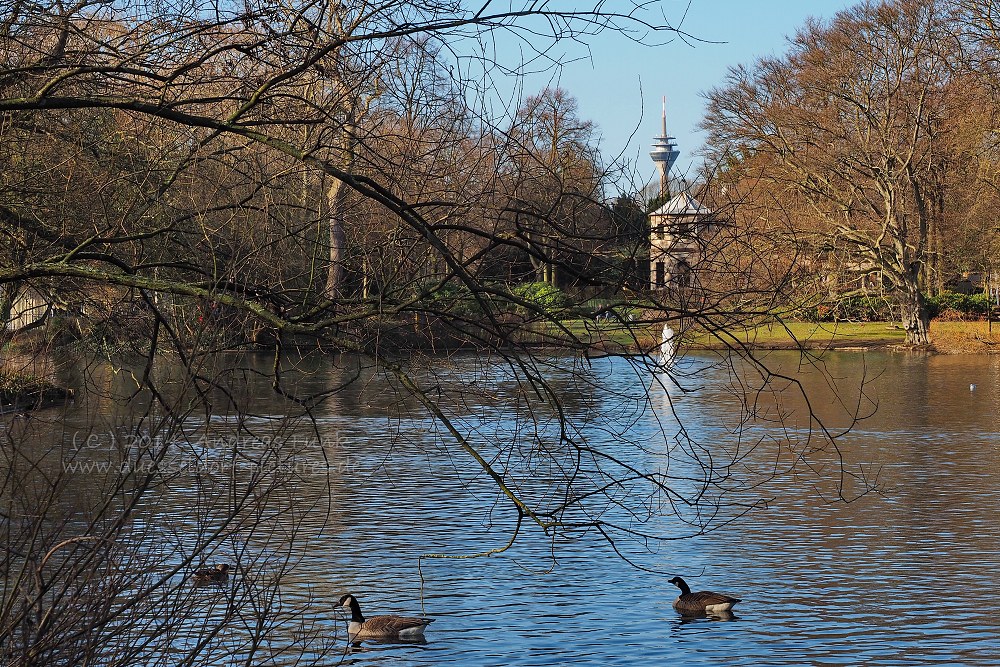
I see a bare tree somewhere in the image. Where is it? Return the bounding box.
[506,86,605,286]
[0,1,878,664]
[948,0,1000,284]
[703,0,960,344]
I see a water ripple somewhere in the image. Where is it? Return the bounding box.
[41,351,1000,665]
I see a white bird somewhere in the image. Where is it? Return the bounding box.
[337,594,433,640]
[660,324,676,362]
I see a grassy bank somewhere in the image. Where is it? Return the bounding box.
[922,321,1000,354]
[693,320,1000,354]
[699,322,907,350]
[546,319,1000,355]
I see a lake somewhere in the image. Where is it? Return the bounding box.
[4,349,1000,665]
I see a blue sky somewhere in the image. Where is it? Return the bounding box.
[509,0,857,190]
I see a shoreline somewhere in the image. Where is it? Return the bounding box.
[5,319,998,362]
[682,320,1000,356]
[596,319,1000,356]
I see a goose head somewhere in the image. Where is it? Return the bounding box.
[668,576,691,595]
[338,593,365,622]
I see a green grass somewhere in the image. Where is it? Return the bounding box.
[708,321,908,348]
[533,319,908,351]
[722,320,1000,353]
[525,318,658,351]
[520,317,1000,354]
[557,319,908,350]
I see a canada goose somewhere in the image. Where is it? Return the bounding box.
[191,563,230,585]
[337,594,433,640]
[668,576,741,615]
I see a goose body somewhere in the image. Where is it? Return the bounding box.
[668,576,740,615]
[192,563,230,585]
[338,594,433,640]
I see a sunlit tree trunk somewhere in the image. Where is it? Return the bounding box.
[325,175,348,300]
[902,280,932,345]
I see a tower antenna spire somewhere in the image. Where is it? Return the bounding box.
[662,96,667,136]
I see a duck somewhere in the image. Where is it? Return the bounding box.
[337,593,433,640]
[191,563,230,585]
[668,576,741,615]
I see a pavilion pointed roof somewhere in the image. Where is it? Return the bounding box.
[649,192,711,217]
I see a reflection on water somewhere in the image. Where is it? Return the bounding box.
[4,351,1000,665]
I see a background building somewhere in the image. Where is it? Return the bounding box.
[648,99,714,290]
[649,192,713,289]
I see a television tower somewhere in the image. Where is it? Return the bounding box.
[649,96,679,198]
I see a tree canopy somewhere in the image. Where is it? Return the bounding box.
[703,0,1000,344]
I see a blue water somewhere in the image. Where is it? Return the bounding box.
[14,350,1000,665]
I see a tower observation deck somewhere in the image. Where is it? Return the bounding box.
[650,96,679,198]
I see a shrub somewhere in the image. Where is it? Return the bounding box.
[798,295,895,322]
[926,291,992,319]
[510,282,568,317]
[835,295,895,321]
[415,280,483,318]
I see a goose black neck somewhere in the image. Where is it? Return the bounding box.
[347,596,365,623]
[674,578,691,595]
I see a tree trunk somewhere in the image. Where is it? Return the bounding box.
[325,178,347,301]
[324,114,358,303]
[0,284,17,326]
[900,282,931,345]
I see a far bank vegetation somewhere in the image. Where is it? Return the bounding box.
[4,0,1000,363]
